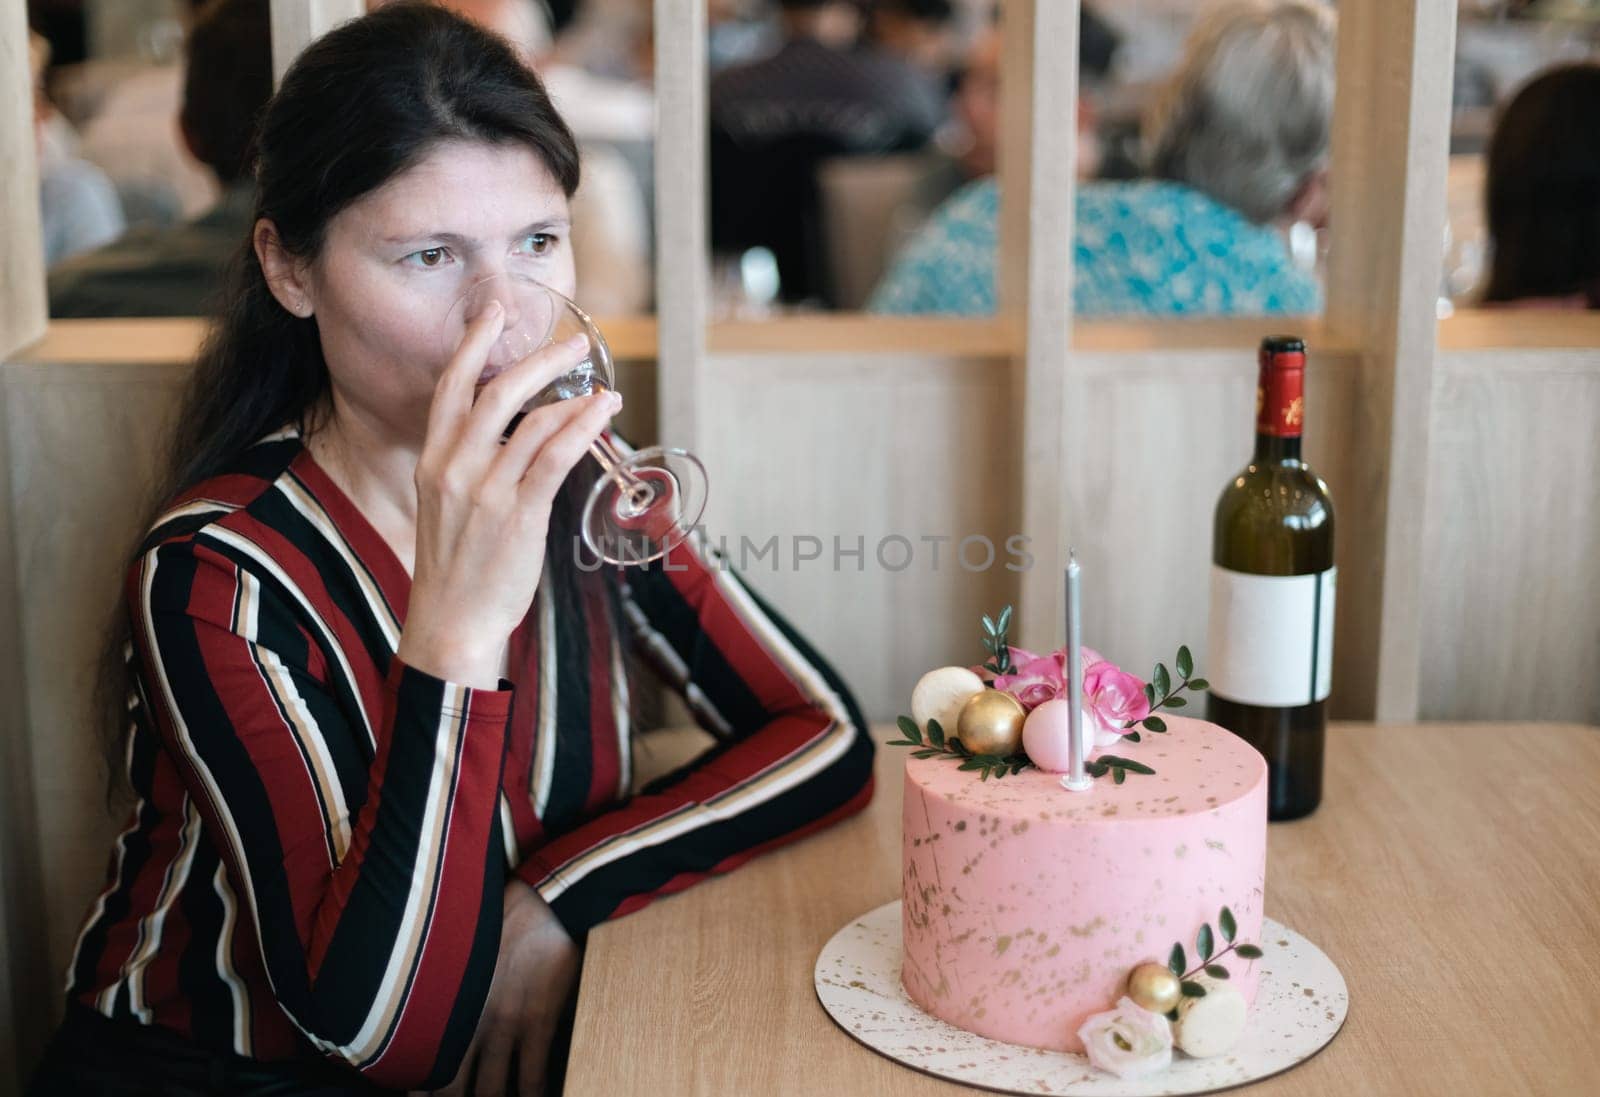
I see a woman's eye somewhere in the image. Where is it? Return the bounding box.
[517,233,555,256]
[406,247,450,268]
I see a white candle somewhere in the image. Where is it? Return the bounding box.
[1062,550,1092,792]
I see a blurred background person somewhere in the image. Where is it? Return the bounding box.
[710,0,947,307]
[32,29,126,267]
[49,0,271,318]
[868,0,961,83]
[1480,62,1600,310]
[871,0,1332,318]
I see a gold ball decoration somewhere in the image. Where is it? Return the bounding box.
[1126,962,1182,1014]
[956,690,1026,756]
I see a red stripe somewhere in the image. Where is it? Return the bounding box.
[369,690,509,1082]
[170,473,273,512]
[583,575,620,809]
[501,607,541,854]
[289,450,412,619]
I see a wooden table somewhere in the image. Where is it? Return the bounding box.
[564,723,1600,1096]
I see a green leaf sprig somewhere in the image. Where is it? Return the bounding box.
[980,605,1015,677]
[1123,644,1210,741]
[887,716,1032,780]
[1084,754,1155,785]
[1161,905,1264,1016]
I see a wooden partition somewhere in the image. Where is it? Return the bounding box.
[3,0,1600,1092]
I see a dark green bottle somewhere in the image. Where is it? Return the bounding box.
[1206,336,1335,821]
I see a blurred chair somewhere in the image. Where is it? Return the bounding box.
[817,152,963,310]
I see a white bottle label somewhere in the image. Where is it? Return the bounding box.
[1207,565,1335,707]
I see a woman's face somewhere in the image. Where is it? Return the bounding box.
[292,138,575,440]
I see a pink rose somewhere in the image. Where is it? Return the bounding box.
[985,645,1108,711]
[1084,661,1151,744]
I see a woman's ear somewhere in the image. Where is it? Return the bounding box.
[1283,167,1330,232]
[254,218,316,318]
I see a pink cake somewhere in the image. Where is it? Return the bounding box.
[900,715,1267,1052]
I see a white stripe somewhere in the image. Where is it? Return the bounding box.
[154,499,240,526]
[500,794,518,869]
[618,590,732,737]
[695,530,854,734]
[211,859,253,1056]
[258,647,354,861]
[201,525,375,748]
[276,475,401,649]
[537,530,860,900]
[236,568,354,863]
[536,722,856,903]
[125,796,203,1022]
[532,573,559,816]
[344,684,468,1062]
[68,730,144,1002]
[610,632,631,797]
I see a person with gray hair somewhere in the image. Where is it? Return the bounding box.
[1145,0,1334,230]
[872,0,1332,317]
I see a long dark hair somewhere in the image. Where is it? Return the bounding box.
[101,2,634,797]
[1482,63,1600,306]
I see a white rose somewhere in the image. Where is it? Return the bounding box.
[1077,996,1173,1080]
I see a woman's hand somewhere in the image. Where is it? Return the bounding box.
[398,301,620,688]
[419,878,581,1097]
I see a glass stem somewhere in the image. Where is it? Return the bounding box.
[588,435,652,508]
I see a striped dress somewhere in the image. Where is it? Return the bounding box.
[64,427,875,1090]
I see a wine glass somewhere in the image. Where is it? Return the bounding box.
[441,273,708,566]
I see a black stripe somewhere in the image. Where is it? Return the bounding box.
[722,567,872,748]
[312,666,456,1044]
[175,841,236,1050]
[619,556,772,737]
[547,556,875,935]
[254,478,400,676]
[549,726,874,936]
[543,577,596,831]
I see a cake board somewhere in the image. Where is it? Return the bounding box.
[815,901,1347,1096]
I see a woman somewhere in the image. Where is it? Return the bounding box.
[28,6,874,1096]
[870,0,1332,317]
[1481,63,1600,309]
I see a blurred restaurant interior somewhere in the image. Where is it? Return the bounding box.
[2,0,1599,1092]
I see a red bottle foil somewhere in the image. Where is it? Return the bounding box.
[1256,346,1306,439]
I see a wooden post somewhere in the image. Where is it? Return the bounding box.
[269,0,363,86]
[999,0,1080,652]
[1324,0,1457,720]
[0,3,50,1091]
[652,0,708,451]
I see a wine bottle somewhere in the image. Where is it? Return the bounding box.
[1206,335,1335,821]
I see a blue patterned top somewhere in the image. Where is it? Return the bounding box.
[869,178,1322,317]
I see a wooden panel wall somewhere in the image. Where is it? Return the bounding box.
[1,0,50,1085]
[1420,348,1600,723]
